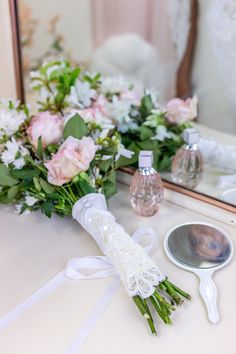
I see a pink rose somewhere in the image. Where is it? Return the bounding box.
[44,136,97,186]
[27,111,63,149]
[165,95,198,124]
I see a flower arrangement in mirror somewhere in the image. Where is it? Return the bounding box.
[0,61,192,335]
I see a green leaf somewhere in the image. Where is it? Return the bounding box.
[39,178,55,194]
[63,114,88,140]
[103,171,117,198]
[0,164,18,186]
[77,176,96,195]
[158,155,172,171]
[140,126,153,141]
[99,158,114,172]
[137,140,155,151]
[41,201,54,218]
[11,168,40,180]
[70,68,81,85]
[37,136,43,159]
[7,186,19,200]
[140,95,153,119]
[33,177,41,191]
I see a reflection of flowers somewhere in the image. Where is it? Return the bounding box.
[68,81,96,108]
[165,96,198,124]
[19,0,38,48]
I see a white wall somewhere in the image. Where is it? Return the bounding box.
[0,0,17,99]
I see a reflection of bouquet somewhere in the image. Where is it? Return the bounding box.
[0,66,191,335]
[31,60,197,171]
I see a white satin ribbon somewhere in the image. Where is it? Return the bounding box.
[0,226,158,354]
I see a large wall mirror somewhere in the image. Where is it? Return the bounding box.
[10,0,236,212]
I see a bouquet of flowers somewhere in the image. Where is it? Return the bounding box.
[30,60,197,171]
[0,62,191,335]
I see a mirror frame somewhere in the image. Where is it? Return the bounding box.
[8,0,236,213]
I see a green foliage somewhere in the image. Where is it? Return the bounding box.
[140,126,153,141]
[37,136,43,159]
[39,178,55,194]
[11,168,40,180]
[63,114,88,140]
[0,164,18,186]
[102,170,117,198]
[140,95,154,120]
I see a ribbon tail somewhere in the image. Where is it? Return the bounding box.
[0,272,65,331]
[64,276,121,354]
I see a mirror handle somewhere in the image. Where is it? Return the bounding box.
[199,272,219,324]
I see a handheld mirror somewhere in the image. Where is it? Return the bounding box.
[164,222,233,324]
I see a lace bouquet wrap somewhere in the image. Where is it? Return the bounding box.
[73,193,190,334]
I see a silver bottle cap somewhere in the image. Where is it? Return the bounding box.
[183,128,199,145]
[138,151,153,168]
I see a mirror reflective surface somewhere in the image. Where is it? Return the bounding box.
[164,222,233,324]
[14,0,236,207]
[166,223,232,269]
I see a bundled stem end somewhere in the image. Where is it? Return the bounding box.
[133,278,191,335]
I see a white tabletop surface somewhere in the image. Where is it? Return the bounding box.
[0,184,235,354]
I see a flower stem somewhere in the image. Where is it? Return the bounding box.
[133,296,150,319]
[133,280,191,334]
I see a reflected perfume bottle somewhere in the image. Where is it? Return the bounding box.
[130,151,164,216]
[171,128,203,189]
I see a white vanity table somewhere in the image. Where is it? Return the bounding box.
[0,183,235,354]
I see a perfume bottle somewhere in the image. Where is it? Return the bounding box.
[171,128,203,189]
[130,151,164,216]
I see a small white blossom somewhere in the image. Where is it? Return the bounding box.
[114,139,134,161]
[151,125,176,142]
[0,99,27,138]
[100,76,129,95]
[1,137,28,169]
[99,129,109,140]
[144,89,159,105]
[25,194,38,206]
[68,81,96,108]
[101,155,113,160]
[109,96,138,133]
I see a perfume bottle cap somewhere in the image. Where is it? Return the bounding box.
[183,128,199,145]
[138,151,153,168]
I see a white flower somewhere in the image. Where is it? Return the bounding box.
[25,194,38,206]
[114,140,134,161]
[15,203,31,215]
[1,137,28,169]
[151,126,176,142]
[0,99,27,138]
[100,76,129,95]
[68,81,96,108]
[109,96,138,133]
[101,155,113,160]
[144,89,159,105]
[99,129,109,140]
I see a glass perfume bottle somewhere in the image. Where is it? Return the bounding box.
[130,151,164,216]
[171,128,203,189]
